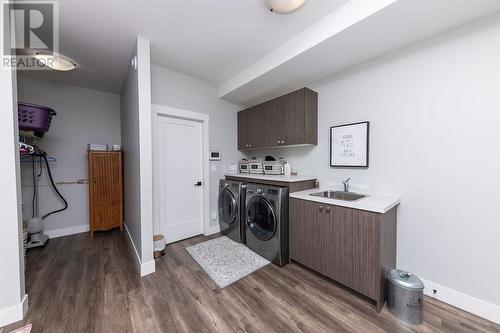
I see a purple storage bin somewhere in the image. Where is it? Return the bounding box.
[18,102,56,135]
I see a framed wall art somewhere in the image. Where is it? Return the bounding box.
[330,121,369,167]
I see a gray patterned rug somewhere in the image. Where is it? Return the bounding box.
[185,236,270,289]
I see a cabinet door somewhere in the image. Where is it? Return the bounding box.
[278,89,305,146]
[289,199,320,270]
[260,99,281,148]
[238,106,265,149]
[314,204,333,277]
[237,110,248,150]
[323,205,356,287]
[90,153,122,229]
[247,105,266,149]
[352,210,379,299]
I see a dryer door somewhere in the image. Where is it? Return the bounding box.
[246,196,276,241]
[218,188,237,225]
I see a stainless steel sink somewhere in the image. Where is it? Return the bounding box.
[310,191,366,201]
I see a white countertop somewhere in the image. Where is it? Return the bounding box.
[224,173,317,183]
[289,188,400,213]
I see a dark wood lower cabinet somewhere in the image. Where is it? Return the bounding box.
[289,198,397,311]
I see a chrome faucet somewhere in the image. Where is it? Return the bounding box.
[342,178,351,192]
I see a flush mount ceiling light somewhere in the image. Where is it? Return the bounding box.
[264,0,307,14]
[33,51,78,71]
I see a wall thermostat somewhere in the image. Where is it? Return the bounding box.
[209,151,221,161]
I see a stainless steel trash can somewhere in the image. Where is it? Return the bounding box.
[386,269,424,324]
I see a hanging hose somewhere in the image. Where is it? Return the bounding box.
[32,156,36,218]
[31,156,44,218]
[41,153,68,220]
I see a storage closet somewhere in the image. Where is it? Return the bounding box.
[17,76,122,246]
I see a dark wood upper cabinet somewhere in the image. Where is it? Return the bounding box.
[238,105,264,149]
[237,88,318,150]
[237,109,248,150]
[289,198,397,311]
[279,88,318,146]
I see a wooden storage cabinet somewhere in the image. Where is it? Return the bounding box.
[88,151,123,236]
[289,198,396,311]
[237,88,318,150]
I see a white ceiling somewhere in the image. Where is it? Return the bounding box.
[21,0,348,94]
[219,0,500,105]
[21,0,500,103]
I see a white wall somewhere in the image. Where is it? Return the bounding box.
[16,76,121,237]
[120,37,154,276]
[246,13,500,321]
[0,68,26,326]
[150,65,243,231]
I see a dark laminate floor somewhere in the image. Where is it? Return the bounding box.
[3,230,499,333]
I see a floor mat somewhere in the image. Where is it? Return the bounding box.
[185,236,270,288]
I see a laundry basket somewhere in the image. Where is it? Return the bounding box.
[18,102,56,136]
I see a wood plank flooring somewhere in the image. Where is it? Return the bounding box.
[3,231,499,333]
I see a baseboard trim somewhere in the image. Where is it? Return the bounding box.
[0,294,28,328]
[204,223,220,236]
[124,223,142,275]
[140,260,155,277]
[124,223,155,277]
[422,279,500,324]
[45,224,89,239]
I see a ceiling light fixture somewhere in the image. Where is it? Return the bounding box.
[33,51,78,71]
[264,0,307,14]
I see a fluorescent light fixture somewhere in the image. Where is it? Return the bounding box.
[264,0,307,14]
[33,51,78,71]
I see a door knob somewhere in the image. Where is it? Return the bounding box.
[194,181,203,187]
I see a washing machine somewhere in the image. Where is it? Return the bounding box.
[218,179,246,243]
[245,183,289,266]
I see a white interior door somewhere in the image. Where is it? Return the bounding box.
[157,115,204,243]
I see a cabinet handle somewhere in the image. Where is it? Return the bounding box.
[281,140,285,145]
[319,205,323,212]
[326,206,330,214]
[249,144,252,148]
[277,140,280,145]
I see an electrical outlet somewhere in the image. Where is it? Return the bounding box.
[211,210,218,222]
[211,164,217,173]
